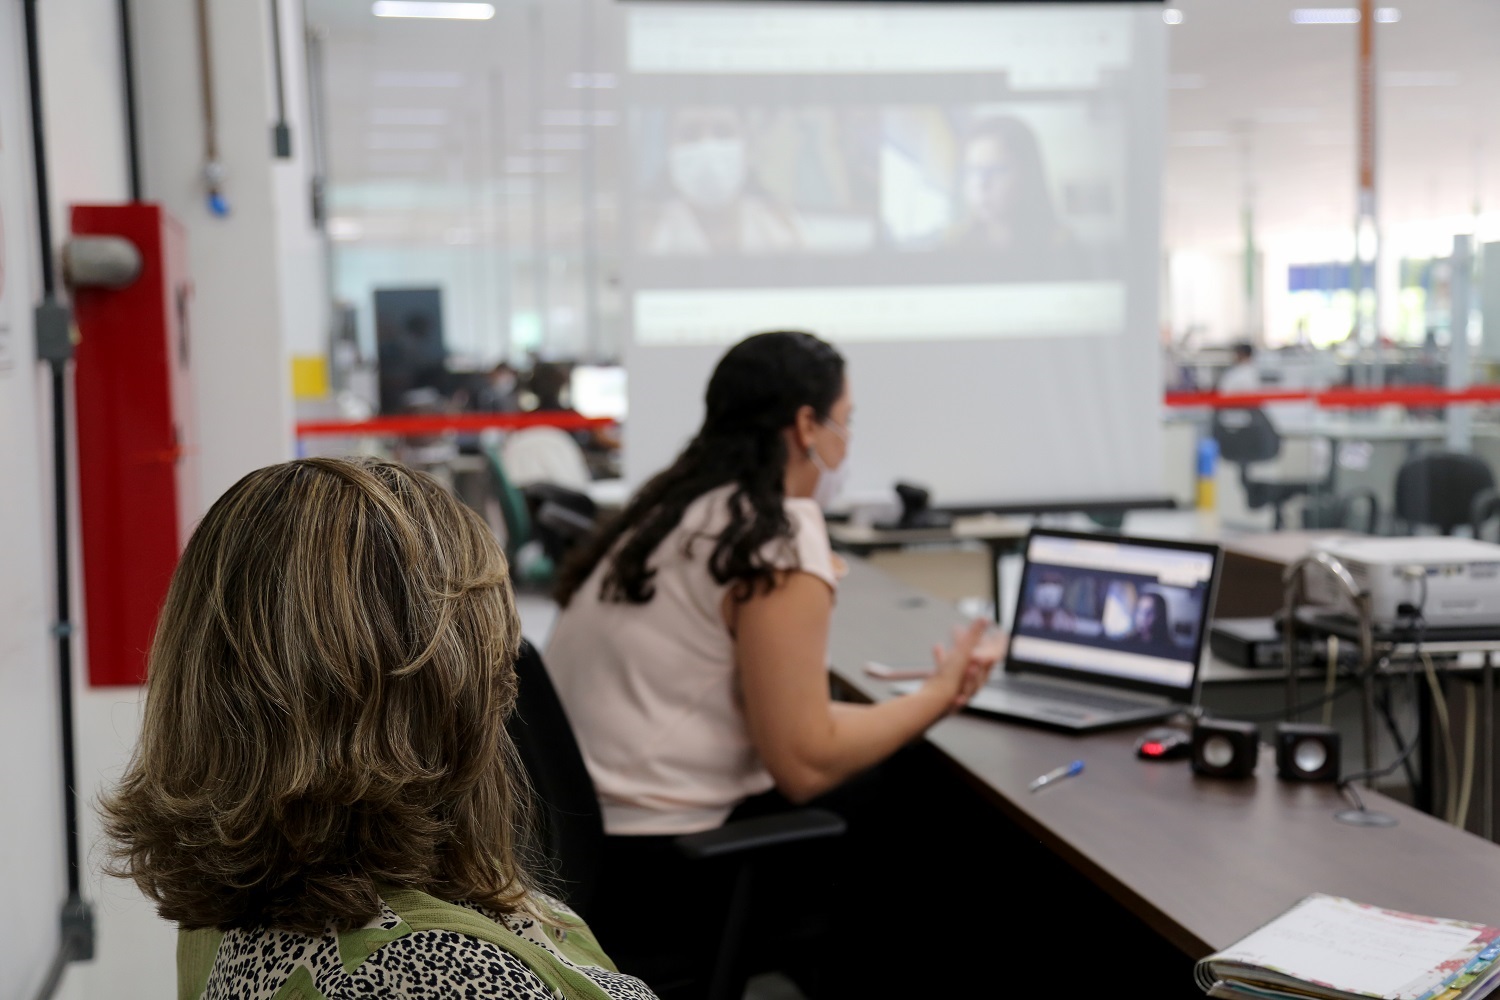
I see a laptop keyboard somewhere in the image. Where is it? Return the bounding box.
[989,676,1158,713]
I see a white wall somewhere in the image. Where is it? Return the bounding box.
[0,4,67,994]
[0,2,138,995]
[1167,249,1246,347]
[2,3,319,997]
[274,0,331,362]
[131,0,294,504]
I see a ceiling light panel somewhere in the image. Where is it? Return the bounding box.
[373,71,462,88]
[1383,70,1458,87]
[542,109,619,127]
[367,132,442,150]
[1289,7,1400,23]
[371,108,449,126]
[367,154,433,172]
[372,2,495,20]
[1291,8,1360,23]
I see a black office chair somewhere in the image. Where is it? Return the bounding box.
[521,481,599,569]
[1392,450,1497,535]
[505,641,847,1000]
[1212,408,1330,529]
[1299,487,1381,534]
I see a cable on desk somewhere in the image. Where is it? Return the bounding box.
[1422,650,1459,824]
[1375,683,1420,796]
[1322,634,1339,728]
[1337,665,1423,818]
[1457,683,1477,830]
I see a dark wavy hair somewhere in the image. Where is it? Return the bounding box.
[101,458,537,933]
[555,330,845,607]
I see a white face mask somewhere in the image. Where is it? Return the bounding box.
[1034,582,1064,610]
[669,137,747,209]
[809,419,851,510]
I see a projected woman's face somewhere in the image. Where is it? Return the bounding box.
[962,135,1018,225]
[668,107,748,210]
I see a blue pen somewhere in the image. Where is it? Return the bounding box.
[1029,759,1084,792]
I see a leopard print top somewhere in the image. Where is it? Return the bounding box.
[191,895,657,1000]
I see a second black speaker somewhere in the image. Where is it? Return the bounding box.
[1274,722,1340,782]
[1190,718,1260,779]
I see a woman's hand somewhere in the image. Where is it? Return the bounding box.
[922,620,1006,714]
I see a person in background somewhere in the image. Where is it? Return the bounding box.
[545,330,1000,995]
[1217,341,1262,395]
[527,360,621,457]
[474,360,521,412]
[100,458,654,1000]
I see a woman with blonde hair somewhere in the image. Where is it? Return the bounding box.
[102,457,654,999]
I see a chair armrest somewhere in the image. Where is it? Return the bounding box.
[536,500,596,539]
[672,808,847,862]
[1470,488,1500,536]
[1339,487,1381,535]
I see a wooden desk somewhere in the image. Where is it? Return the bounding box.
[829,557,1500,961]
[828,515,1031,621]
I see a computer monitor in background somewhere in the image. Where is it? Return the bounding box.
[569,365,628,421]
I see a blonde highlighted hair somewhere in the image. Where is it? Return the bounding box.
[102,457,533,932]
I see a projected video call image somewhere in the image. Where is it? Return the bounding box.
[1014,565,1208,664]
[624,5,1146,347]
[633,101,1121,269]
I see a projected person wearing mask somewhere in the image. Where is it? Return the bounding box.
[1019,571,1077,634]
[544,330,1001,995]
[950,116,1074,256]
[643,106,801,255]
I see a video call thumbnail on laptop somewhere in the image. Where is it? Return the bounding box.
[960,528,1223,733]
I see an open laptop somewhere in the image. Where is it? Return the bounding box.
[966,527,1223,733]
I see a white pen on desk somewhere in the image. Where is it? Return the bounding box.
[1028,759,1084,792]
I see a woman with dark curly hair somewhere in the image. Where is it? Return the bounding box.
[546,330,999,991]
[102,457,654,999]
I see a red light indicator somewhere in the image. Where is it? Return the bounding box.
[1143,742,1165,756]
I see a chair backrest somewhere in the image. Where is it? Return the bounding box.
[506,640,605,919]
[1394,450,1497,535]
[501,427,593,491]
[482,443,533,562]
[1212,408,1282,466]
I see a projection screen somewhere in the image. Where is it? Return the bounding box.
[619,2,1167,508]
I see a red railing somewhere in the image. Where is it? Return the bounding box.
[295,411,617,439]
[1164,386,1500,410]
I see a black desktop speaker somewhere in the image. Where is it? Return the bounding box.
[1191,719,1261,779]
[1274,722,1341,782]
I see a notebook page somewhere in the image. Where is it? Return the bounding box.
[1211,895,1481,999]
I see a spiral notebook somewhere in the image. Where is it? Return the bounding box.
[1195,894,1500,1000]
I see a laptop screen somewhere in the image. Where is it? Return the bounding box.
[1008,529,1221,696]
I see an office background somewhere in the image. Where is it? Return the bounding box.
[4,1,1500,998]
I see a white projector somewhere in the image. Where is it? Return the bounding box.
[1305,536,1500,629]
